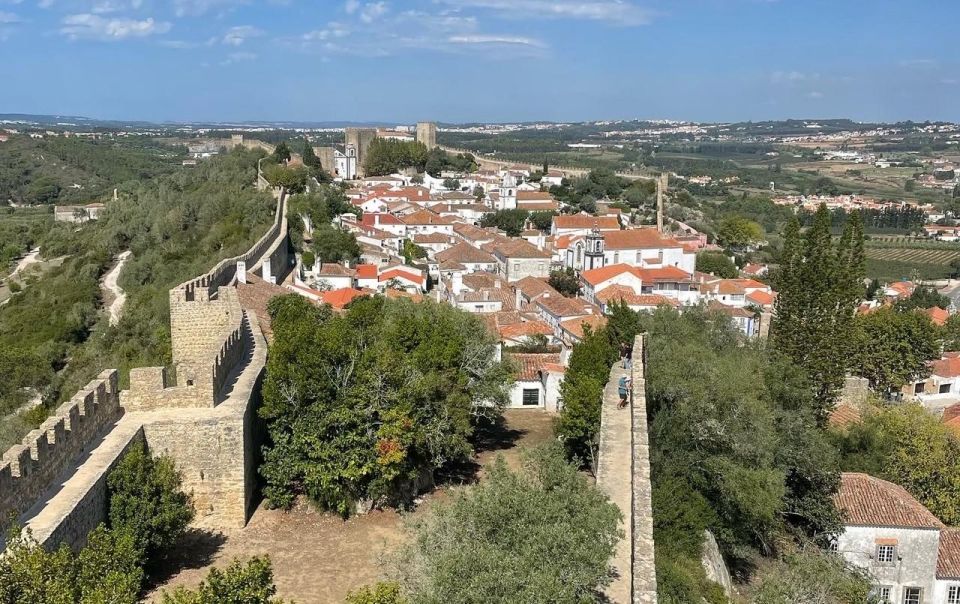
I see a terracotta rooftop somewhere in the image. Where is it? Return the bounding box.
[317,263,355,277]
[513,276,558,301]
[834,472,944,529]
[925,306,950,326]
[486,238,552,259]
[828,404,862,429]
[603,229,683,250]
[498,320,553,341]
[932,355,960,378]
[938,528,960,579]
[552,214,620,230]
[559,315,606,340]
[236,274,293,342]
[509,353,563,381]
[436,242,497,265]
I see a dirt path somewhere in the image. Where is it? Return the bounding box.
[102,251,131,325]
[9,247,42,280]
[143,410,556,604]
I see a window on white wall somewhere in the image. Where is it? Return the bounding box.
[873,585,891,603]
[522,389,540,406]
[902,586,921,604]
[948,585,960,604]
[875,544,896,564]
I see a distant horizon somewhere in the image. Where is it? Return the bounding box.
[1,1,957,124]
[2,112,955,129]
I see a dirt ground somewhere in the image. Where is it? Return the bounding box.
[143,409,556,604]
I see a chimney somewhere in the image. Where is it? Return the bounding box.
[374,214,381,226]
[515,287,522,309]
[537,233,545,250]
[236,260,247,284]
[494,280,501,289]
[451,271,463,296]
[113,188,118,201]
[483,290,490,301]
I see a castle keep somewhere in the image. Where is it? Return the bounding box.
[0,190,291,549]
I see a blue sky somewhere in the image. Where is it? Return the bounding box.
[0,0,958,124]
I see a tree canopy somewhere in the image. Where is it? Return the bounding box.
[259,295,512,514]
[388,444,622,604]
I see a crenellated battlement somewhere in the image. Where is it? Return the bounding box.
[0,370,120,529]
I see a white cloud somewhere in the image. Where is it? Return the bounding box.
[172,0,245,17]
[898,58,937,68]
[770,70,820,84]
[60,13,170,40]
[222,24,261,45]
[436,0,652,26]
[37,0,55,8]
[344,0,359,13]
[941,78,958,86]
[359,0,386,23]
[295,10,546,59]
[806,91,824,99]
[448,34,543,47]
[91,0,142,13]
[0,10,20,21]
[221,50,256,64]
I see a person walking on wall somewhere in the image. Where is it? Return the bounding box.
[622,341,632,370]
[618,375,632,409]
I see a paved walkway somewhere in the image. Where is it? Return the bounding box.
[596,361,633,603]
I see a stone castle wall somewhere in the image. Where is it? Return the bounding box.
[4,185,287,549]
[596,334,657,604]
[0,370,121,528]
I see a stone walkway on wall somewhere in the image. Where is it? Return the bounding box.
[596,334,658,604]
[596,361,634,603]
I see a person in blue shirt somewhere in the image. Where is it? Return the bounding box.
[618,375,631,409]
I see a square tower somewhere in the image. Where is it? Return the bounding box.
[416,122,437,150]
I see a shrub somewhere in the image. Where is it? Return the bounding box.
[160,557,286,604]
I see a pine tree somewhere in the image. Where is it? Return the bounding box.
[771,205,866,422]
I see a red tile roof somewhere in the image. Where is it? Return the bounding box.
[319,287,367,309]
[499,320,553,340]
[361,212,402,226]
[510,353,563,380]
[553,214,620,230]
[379,268,425,286]
[355,264,378,279]
[932,356,960,378]
[559,315,606,340]
[834,472,944,529]
[925,306,950,326]
[435,242,497,265]
[603,229,683,250]
[938,528,960,578]
[828,404,861,429]
[401,210,455,226]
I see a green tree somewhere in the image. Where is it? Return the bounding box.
[106,441,194,564]
[528,211,555,232]
[402,240,427,265]
[261,163,308,193]
[392,444,622,604]
[555,325,618,462]
[853,307,940,394]
[346,582,406,604]
[695,252,738,278]
[271,141,291,164]
[441,178,461,190]
[548,267,580,297]
[479,209,528,236]
[771,207,865,419]
[717,216,764,249]
[750,548,873,604]
[312,225,360,264]
[364,139,429,176]
[259,295,511,513]
[160,557,286,604]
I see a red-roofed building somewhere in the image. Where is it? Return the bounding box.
[560,227,696,274]
[579,263,698,306]
[925,306,950,326]
[361,212,406,237]
[551,213,620,236]
[506,352,565,411]
[379,266,427,293]
[832,472,960,600]
[904,352,960,406]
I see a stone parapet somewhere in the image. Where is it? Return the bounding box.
[0,370,120,532]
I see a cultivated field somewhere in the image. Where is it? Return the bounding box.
[866,247,960,264]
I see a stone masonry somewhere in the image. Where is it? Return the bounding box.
[2,189,289,549]
[597,334,658,604]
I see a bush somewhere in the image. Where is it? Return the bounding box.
[345,581,406,604]
[392,444,621,603]
[160,557,286,604]
[107,441,194,563]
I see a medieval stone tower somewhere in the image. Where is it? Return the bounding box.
[416,121,438,150]
[344,127,377,177]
